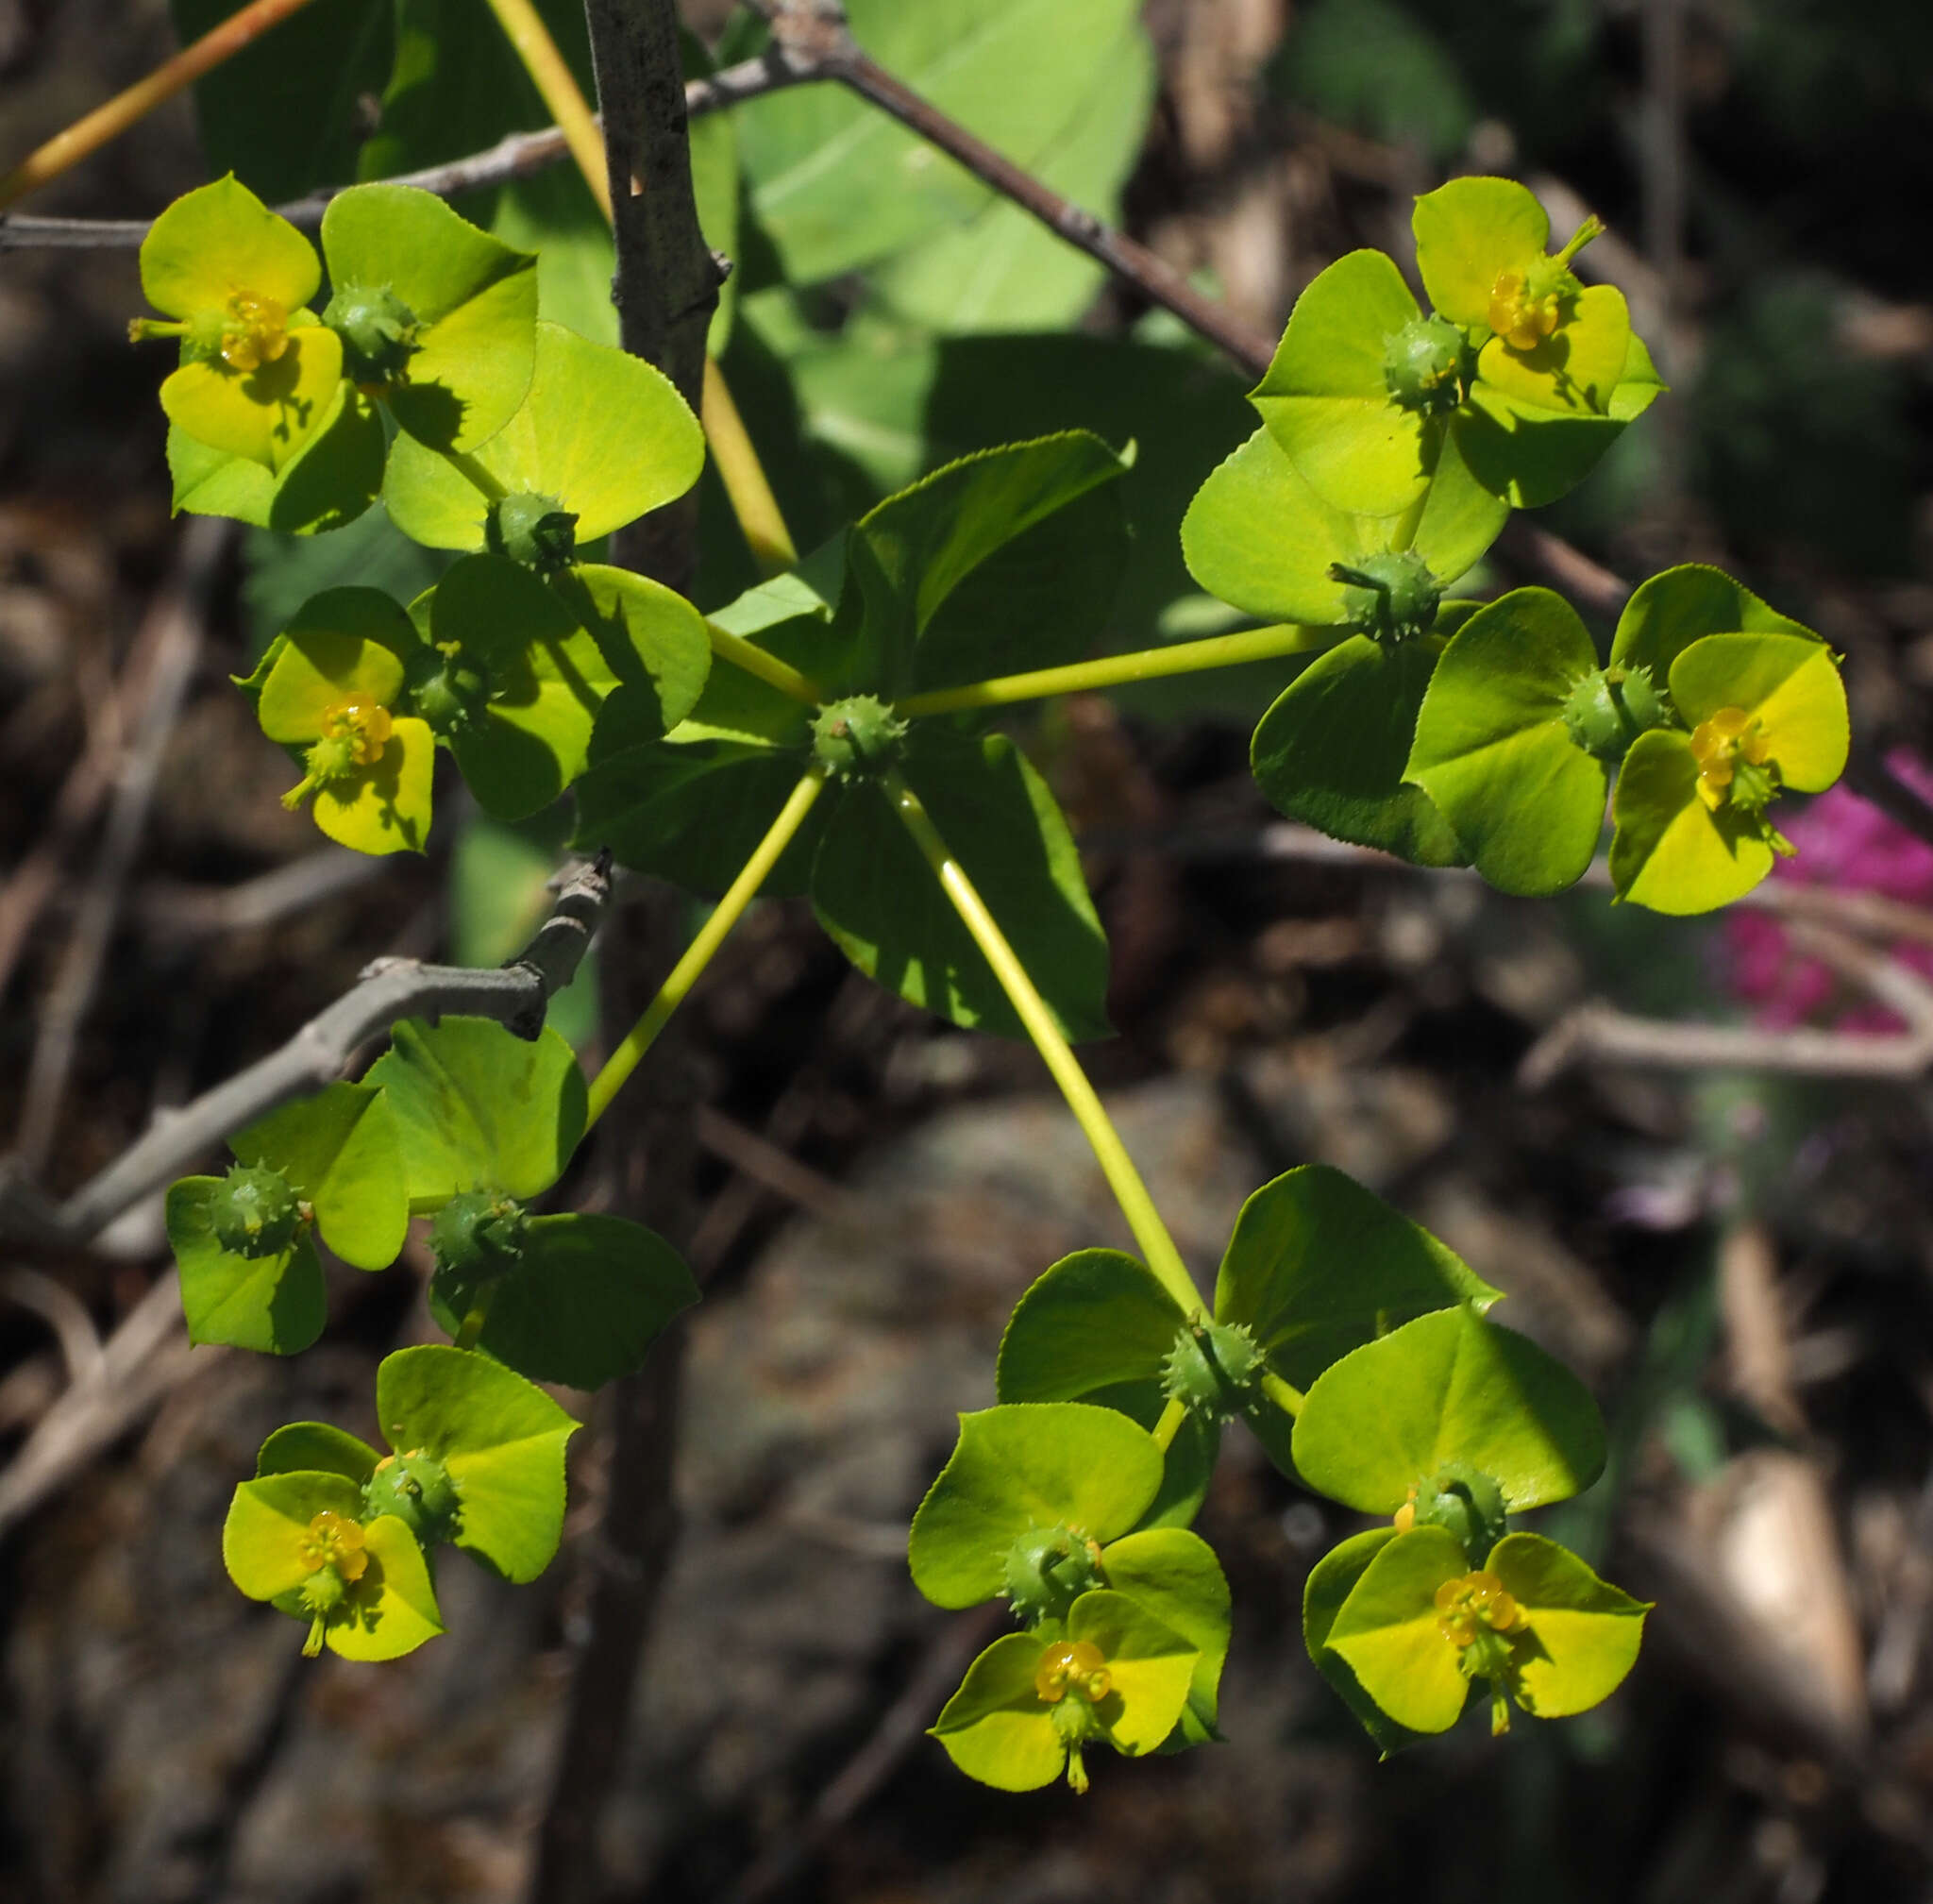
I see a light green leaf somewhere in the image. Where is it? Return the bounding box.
[1324,1524,1471,1734]
[1404,587,1608,895]
[1067,1589,1200,1756]
[166,383,386,536]
[1475,284,1630,418]
[546,564,711,738]
[160,324,344,472]
[1250,635,1469,868]
[1606,729,1775,915]
[383,322,704,549]
[229,1081,408,1270]
[223,1470,364,1601]
[1669,631,1848,793]
[1412,174,1552,331]
[362,1017,586,1207]
[1303,1527,1430,1754]
[997,1250,1187,1406]
[930,1632,1069,1791]
[320,183,538,453]
[256,1423,381,1482]
[736,0,1146,283]
[167,1178,327,1355]
[811,729,1111,1042]
[1100,1528,1231,1745]
[376,1343,580,1584]
[311,715,435,856]
[1291,1307,1606,1515]
[326,1513,447,1660]
[1488,1533,1650,1718]
[908,1404,1165,1609]
[139,173,320,320]
[1214,1165,1500,1392]
[1251,250,1432,517]
[1609,562,1815,683]
[433,1212,698,1390]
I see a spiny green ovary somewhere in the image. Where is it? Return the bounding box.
[210,1164,306,1256]
[1002,1525,1106,1625]
[1161,1319,1264,1421]
[1395,1461,1509,1560]
[429,1190,529,1275]
[1382,314,1468,415]
[1561,665,1673,760]
[1330,550,1442,642]
[406,648,491,734]
[811,696,909,781]
[486,493,580,573]
[323,283,422,383]
[362,1448,460,1546]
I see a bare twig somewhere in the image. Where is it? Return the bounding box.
[0,1267,105,1387]
[1520,922,1933,1087]
[0,1269,200,1540]
[0,50,810,249]
[0,853,613,1250]
[693,1104,858,1226]
[725,1605,1008,1904]
[14,516,228,1175]
[134,846,383,942]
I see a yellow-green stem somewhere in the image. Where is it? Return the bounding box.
[883,767,1199,1317]
[479,0,614,221]
[706,619,821,705]
[1151,1396,1186,1454]
[0,0,324,210]
[478,0,800,582]
[453,1290,495,1352]
[896,623,1335,719]
[584,766,828,1129]
[1260,1369,1304,1418]
[703,357,799,578]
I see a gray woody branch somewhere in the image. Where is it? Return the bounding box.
[0,852,612,1249]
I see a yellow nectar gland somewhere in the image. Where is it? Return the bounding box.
[320,699,395,767]
[297,1508,370,1583]
[1434,1571,1523,1649]
[1034,1639,1112,1706]
[1488,269,1562,351]
[1689,705,1773,812]
[218,292,292,373]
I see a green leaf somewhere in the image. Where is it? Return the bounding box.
[326,1514,447,1660]
[1451,385,1626,510]
[434,1212,698,1390]
[1606,729,1776,915]
[362,1017,586,1208]
[223,1470,365,1600]
[1250,635,1469,867]
[573,735,823,898]
[1251,250,1432,517]
[1475,284,1630,421]
[383,322,704,548]
[1291,1307,1606,1515]
[1404,587,1608,895]
[930,1632,1070,1791]
[1412,175,1552,331]
[870,18,1155,333]
[842,432,1132,698]
[170,1,394,204]
[908,1404,1165,1609]
[1100,1528,1230,1746]
[229,1081,409,1271]
[1214,1165,1501,1393]
[548,564,712,736]
[811,728,1111,1041]
[1669,632,1848,793]
[256,594,415,740]
[997,1250,1187,1406]
[166,383,387,536]
[139,173,321,320]
[1610,331,1667,423]
[1324,1524,1471,1734]
[996,1251,1215,1531]
[312,716,436,856]
[376,1343,580,1583]
[160,324,344,473]
[1181,424,1504,630]
[426,553,613,820]
[1487,1533,1650,1718]
[167,1178,327,1355]
[256,1423,381,1482]
[1609,562,1815,683]
[1303,1528,1431,1754]
[1067,1589,1201,1756]
[735,0,1148,283]
[320,184,538,453]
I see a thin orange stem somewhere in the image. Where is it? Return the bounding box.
[0,0,324,211]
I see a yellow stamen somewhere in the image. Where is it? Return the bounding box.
[1034,1639,1111,1705]
[219,292,292,372]
[297,1508,370,1583]
[318,699,395,767]
[1689,705,1772,811]
[1434,1571,1523,1649]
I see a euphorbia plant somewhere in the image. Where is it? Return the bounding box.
[13,0,1878,1814]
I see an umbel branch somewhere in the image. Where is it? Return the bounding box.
[0,852,612,1250]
